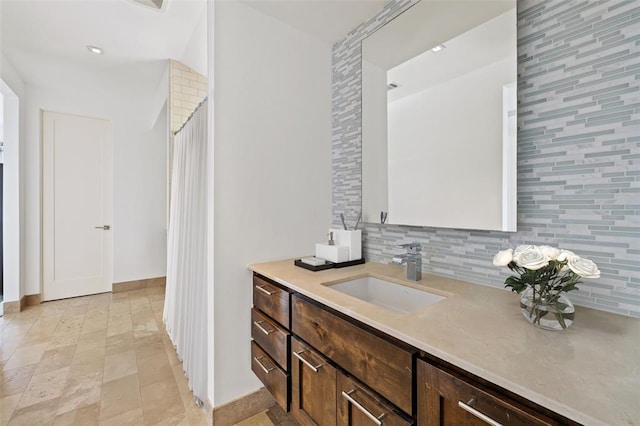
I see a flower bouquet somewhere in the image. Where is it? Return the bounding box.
[493,245,600,330]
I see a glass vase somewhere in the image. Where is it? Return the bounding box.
[519,287,575,331]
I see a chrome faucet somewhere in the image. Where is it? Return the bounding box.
[392,242,422,281]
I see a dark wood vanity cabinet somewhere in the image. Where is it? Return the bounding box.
[250,274,292,411]
[251,273,576,426]
[289,293,415,425]
[291,294,414,415]
[417,359,561,426]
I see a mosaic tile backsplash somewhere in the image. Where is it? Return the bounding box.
[331,0,640,316]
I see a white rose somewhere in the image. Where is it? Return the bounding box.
[568,255,600,278]
[512,245,536,263]
[514,246,549,270]
[539,245,560,260]
[492,249,513,266]
[557,250,575,262]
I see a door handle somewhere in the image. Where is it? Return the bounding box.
[341,390,385,425]
[293,349,324,373]
[95,225,111,230]
[458,399,503,426]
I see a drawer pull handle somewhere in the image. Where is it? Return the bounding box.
[253,356,275,374]
[256,285,276,296]
[458,399,503,426]
[293,349,324,373]
[253,320,275,335]
[341,390,385,426]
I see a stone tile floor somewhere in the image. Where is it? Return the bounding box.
[235,404,296,426]
[0,288,208,425]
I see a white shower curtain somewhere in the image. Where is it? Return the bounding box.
[164,100,208,403]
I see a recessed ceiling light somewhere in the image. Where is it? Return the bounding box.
[431,44,446,53]
[87,45,103,55]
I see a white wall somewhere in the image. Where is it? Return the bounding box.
[22,83,167,295]
[180,10,207,77]
[1,54,25,302]
[209,0,332,406]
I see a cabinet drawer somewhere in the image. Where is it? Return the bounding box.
[291,337,337,426]
[291,295,414,415]
[251,341,289,412]
[251,308,290,370]
[338,372,414,426]
[253,274,290,329]
[417,359,556,425]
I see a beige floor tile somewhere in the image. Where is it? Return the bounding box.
[0,394,22,424]
[103,350,137,383]
[0,364,37,398]
[47,330,81,350]
[8,397,60,426]
[56,317,84,332]
[165,342,181,366]
[17,367,69,409]
[80,320,109,336]
[171,363,191,398]
[137,352,174,387]
[53,402,100,426]
[98,407,144,426]
[153,412,189,426]
[85,310,109,319]
[68,348,105,379]
[108,303,131,316]
[184,401,209,426]
[99,374,141,421]
[3,343,49,370]
[57,371,103,415]
[134,333,165,360]
[3,335,38,352]
[75,330,107,354]
[106,319,133,337]
[107,310,131,323]
[34,345,76,375]
[105,331,135,356]
[0,341,18,366]
[151,301,165,312]
[0,290,222,426]
[235,411,273,426]
[1,325,33,340]
[18,330,57,348]
[140,378,185,425]
[133,318,159,339]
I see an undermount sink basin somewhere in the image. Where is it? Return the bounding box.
[326,276,446,314]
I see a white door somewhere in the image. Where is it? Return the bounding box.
[42,111,113,301]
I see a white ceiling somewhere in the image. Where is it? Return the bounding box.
[0,0,385,103]
[0,0,207,101]
[243,0,386,46]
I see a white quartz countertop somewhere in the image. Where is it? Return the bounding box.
[248,259,640,426]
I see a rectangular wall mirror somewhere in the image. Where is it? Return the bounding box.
[361,0,517,232]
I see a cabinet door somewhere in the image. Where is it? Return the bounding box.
[337,372,413,426]
[291,337,337,426]
[417,359,556,426]
[292,295,414,414]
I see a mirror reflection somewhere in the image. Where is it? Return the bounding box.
[362,0,517,232]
